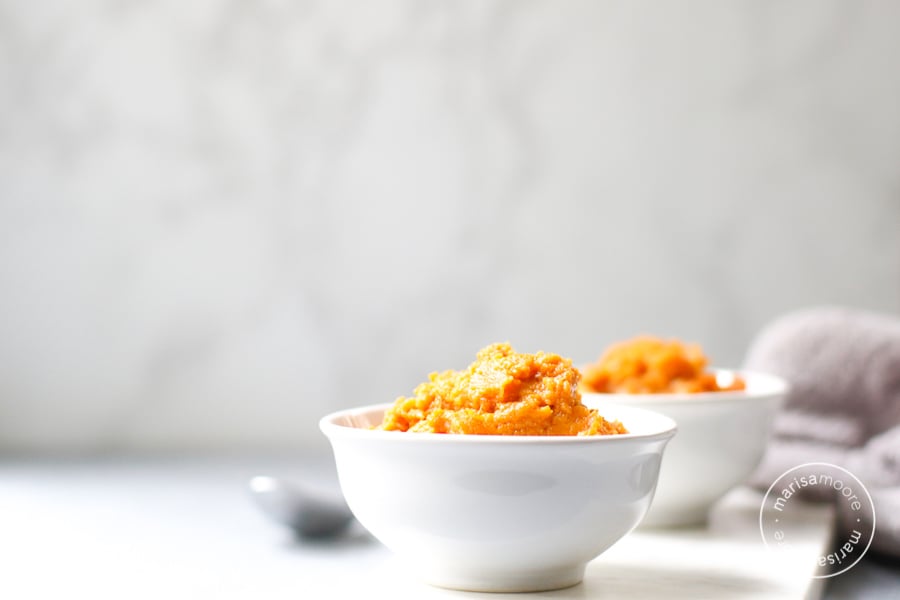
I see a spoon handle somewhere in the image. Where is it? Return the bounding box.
[249,475,355,538]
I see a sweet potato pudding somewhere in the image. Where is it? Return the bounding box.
[380,343,627,435]
[581,336,746,394]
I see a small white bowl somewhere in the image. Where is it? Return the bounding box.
[581,369,787,527]
[320,402,676,592]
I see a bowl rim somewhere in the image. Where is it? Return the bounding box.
[320,401,677,445]
[578,368,789,405]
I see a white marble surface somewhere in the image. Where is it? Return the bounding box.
[1,1,899,452]
[0,458,837,600]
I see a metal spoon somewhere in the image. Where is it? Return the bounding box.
[248,475,356,539]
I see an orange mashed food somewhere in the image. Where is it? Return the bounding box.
[580,336,746,394]
[379,343,627,436]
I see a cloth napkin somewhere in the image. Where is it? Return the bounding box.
[744,307,900,558]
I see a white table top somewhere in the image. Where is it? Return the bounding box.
[0,457,835,599]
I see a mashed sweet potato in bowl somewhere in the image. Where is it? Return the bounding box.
[579,336,788,527]
[319,343,676,592]
[580,336,746,395]
[380,343,627,436]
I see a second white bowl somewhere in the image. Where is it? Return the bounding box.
[582,370,787,527]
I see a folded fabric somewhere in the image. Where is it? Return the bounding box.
[744,307,900,558]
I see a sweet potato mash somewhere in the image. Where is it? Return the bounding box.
[581,336,746,394]
[380,343,627,435]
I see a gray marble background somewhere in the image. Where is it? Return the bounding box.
[1,0,898,453]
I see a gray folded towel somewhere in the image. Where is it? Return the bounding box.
[744,307,900,558]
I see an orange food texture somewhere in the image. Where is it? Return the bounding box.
[580,336,746,394]
[379,343,628,436]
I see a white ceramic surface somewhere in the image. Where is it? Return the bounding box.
[582,370,787,527]
[320,402,676,592]
[0,461,838,600]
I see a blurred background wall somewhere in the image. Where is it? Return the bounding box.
[0,0,898,453]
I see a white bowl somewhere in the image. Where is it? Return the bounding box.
[581,369,787,527]
[320,402,676,592]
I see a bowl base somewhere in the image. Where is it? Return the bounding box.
[422,563,586,593]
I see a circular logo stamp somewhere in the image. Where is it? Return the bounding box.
[759,462,876,578]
